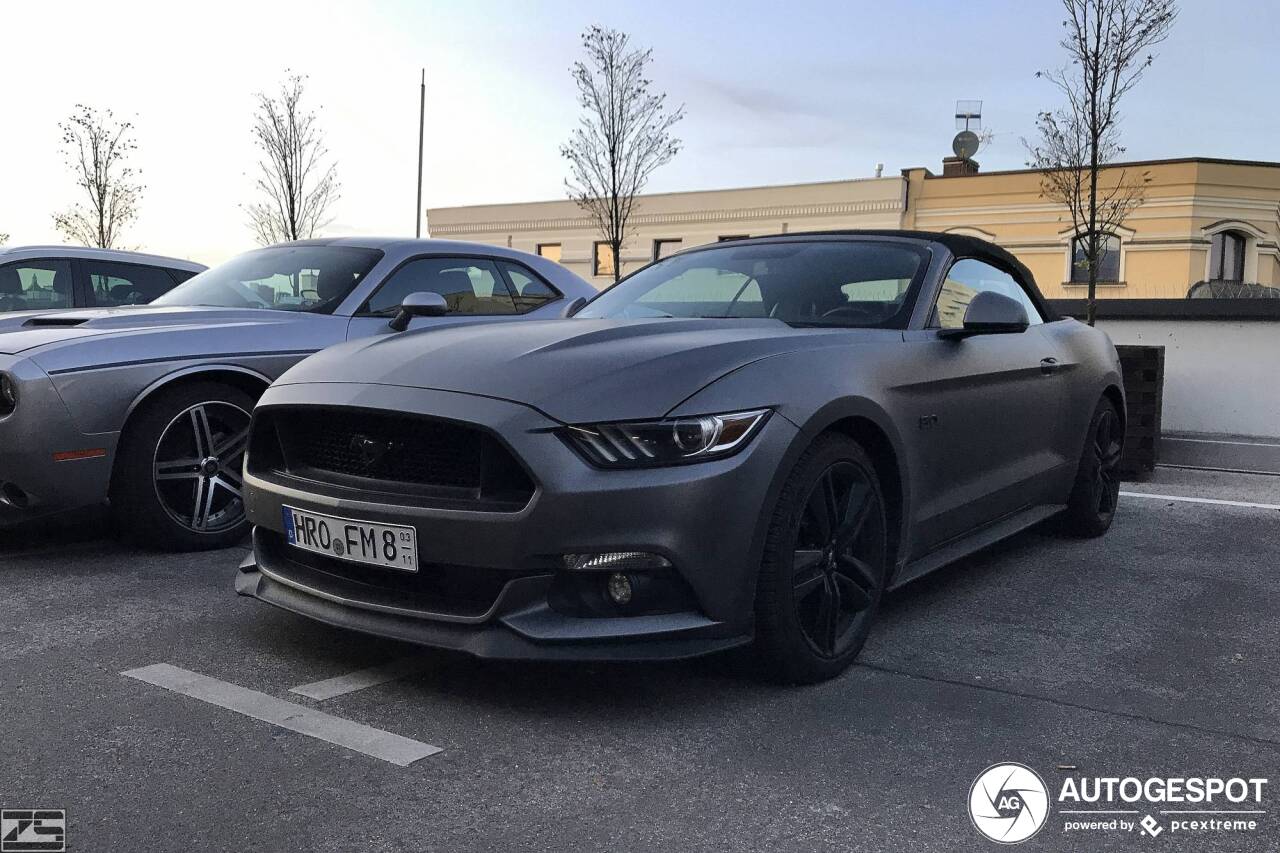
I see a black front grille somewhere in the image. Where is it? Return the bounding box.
[250,407,535,510]
[291,409,483,487]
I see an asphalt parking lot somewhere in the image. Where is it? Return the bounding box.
[2,467,1277,852]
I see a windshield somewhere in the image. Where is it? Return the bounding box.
[576,240,927,328]
[151,246,383,313]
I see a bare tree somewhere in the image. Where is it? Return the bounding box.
[1025,0,1177,325]
[52,105,144,249]
[245,73,340,245]
[0,233,8,246]
[562,26,684,282]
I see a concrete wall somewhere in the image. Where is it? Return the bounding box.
[1095,318,1280,438]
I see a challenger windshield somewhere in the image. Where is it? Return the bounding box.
[151,246,383,313]
[576,240,927,328]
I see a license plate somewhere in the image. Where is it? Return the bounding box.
[282,505,418,572]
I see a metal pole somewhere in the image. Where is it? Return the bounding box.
[415,68,425,238]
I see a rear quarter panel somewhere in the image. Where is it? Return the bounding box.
[1040,318,1125,488]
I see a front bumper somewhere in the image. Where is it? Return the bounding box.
[0,356,116,526]
[236,382,798,661]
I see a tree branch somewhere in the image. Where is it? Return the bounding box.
[561,26,684,282]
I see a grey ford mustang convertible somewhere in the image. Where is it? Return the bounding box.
[236,231,1124,682]
[0,238,594,549]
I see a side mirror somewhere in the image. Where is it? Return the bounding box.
[940,291,1029,339]
[389,291,448,331]
[561,296,587,318]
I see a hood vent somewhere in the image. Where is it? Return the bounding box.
[23,316,91,327]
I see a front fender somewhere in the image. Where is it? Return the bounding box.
[671,347,914,601]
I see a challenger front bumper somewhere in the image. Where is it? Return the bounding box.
[0,356,117,526]
[236,381,799,661]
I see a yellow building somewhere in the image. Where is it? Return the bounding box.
[427,157,1280,298]
[427,176,905,284]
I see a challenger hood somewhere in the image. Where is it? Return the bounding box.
[277,318,845,423]
[0,306,318,355]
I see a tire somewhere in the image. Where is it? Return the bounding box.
[752,434,890,684]
[1058,396,1123,538]
[110,381,255,552]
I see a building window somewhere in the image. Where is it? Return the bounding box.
[1209,230,1246,282]
[653,239,682,261]
[536,243,561,264]
[593,242,616,278]
[1070,232,1121,283]
[718,235,749,242]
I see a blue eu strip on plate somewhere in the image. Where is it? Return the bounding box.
[282,507,297,544]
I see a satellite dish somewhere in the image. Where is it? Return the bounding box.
[953,130,980,159]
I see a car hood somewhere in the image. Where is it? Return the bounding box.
[276,317,845,423]
[0,305,318,355]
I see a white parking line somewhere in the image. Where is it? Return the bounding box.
[290,656,431,701]
[1120,491,1280,511]
[122,663,441,766]
[1167,437,1280,448]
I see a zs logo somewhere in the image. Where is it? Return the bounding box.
[0,810,65,853]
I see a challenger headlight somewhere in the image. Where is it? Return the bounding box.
[0,374,16,417]
[564,409,770,468]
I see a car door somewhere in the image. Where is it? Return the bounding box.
[907,258,1068,551]
[0,258,75,313]
[344,255,535,340]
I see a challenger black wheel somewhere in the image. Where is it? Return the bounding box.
[111,382,255,552]
[753,434,889,683]
[1059,397,1123,537]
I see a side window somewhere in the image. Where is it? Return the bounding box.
[84,261,178,306]
[0,259,74,312]
[933,259,1044,330]
[362,257,516,316]
[497,262,560,313]
[168,268,200,285]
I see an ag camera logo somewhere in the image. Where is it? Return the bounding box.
[969,763,1050,844]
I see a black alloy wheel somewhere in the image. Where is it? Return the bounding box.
[1059,396,1124,538]
[754,434,890,683]
[1091,406,1122,517]
[791,460,886,658]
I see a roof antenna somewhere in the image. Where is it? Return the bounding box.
[952,100,982,159]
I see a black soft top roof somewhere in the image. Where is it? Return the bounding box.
[699,229,1056,320]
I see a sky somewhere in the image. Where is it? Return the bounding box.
[2,0,1277,265]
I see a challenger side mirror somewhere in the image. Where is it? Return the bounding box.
[561,296,587,318]
[389,291,449,331]
[940,291,1030,339]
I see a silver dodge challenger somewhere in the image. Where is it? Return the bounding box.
[0,238,595,549]
[236,231,1125,682]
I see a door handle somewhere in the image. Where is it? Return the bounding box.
[1040,357,1061,375]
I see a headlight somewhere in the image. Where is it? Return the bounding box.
[564,409,770,468]
[0,374,16,417]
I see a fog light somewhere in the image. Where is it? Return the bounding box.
[606,572,633,605]
[563,551,672,572]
